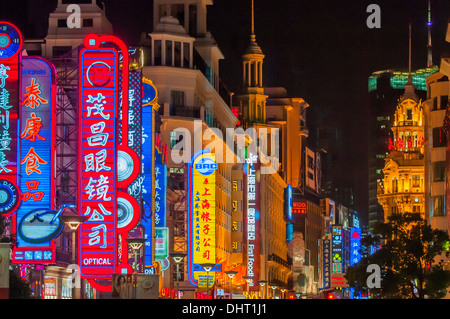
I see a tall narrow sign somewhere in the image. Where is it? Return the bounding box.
[79,46,119,279]
[244,152,261,291]
[187,150,217,288]
[12,57,57,264]
[0,22,23,217]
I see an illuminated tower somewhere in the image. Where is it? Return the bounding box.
[427,0,433,68]
[377,25,425,222]
[237,0,268,128]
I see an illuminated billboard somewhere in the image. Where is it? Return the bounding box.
[13,56,57,264]
[0,22,23,217]
[187,150,217,288]
[322,239,331,289]
[244,152,260,291]
[78,45,119,279]
[141,77,157,271]
[350,227,361,266]
[331,226,343,274]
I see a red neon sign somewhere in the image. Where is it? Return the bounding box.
[293,201,307,214]
[79,45,119,279]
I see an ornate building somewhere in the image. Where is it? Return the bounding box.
[377,73,425,221]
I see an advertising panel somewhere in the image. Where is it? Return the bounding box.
[350,227,361,266]
[244,152,260,291]
[13,57,57,264]
[331,225,342,274]
[187,150,217,288]
[0,22,23,217]
[141,77,157,270]
[78,47,119,279]
[322,239,331,289]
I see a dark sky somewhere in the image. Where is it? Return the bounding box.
[2,0,450,226]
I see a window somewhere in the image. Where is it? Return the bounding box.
[406,108,413,121]
[58,19,67,28]
[440,95,449,110]
[432,127,447,148]
[154,40,161,65]
[392,179,398,193]
[52,46,72,57]
[165,40,172,66]
[174,42,182,67]
[433,161,445,182]
[83,19,93,27]
[170,130,184,149]
[412,175,420,187]
[183,43,190,67]
[433,196,446,217]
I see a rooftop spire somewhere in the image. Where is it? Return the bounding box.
[409,22,412,81]
[401,23,418,101]
[427,0,433,67]
[251,0,255,35]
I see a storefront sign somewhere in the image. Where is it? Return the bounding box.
[78,45,119,279]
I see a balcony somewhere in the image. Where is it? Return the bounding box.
[165,104,203,119]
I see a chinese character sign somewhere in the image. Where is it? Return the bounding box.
[13,57,56,264]
[322,239,331,289]
[350,228,361,267]
[331,226,343,274]
[79,48,119,278]
[154,164,167,228]
[244,153,261,291]
[0,22,22,182]
[187,151,217,287]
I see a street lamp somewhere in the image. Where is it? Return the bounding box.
[281,288,287,299]
[60,215,88,299]
[243,276,252,297]
[225,270,238,299]
[200,263,215,299]
[169,252,186,299]
[269,284,278,299]
[126,238,146,299]
[258,280,267,299]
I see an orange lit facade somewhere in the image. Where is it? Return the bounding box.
[377,81,425,221]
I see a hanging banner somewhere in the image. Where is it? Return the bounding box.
[13,56,57,264]
[78,46,119,279]
[187,150,217,288]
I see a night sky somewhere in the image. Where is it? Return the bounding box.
[2,0,450,226]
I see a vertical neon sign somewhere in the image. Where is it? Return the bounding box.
[187,150,217,288]
[0,22,23,217]
[244,153,261,291]
[141,77,157,271]
[79,42,118,278]
[350,227,361,267]
[12,57,57,264]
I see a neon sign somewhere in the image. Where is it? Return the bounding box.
[187,150,217,287]
[322,239,331,289]
[79,45,118,279]
[350,227,361,266]
[0,22,22,213]
[331,226,343,274]
[244,153,261,291]
[13,56,57,264]
[141,77,157,271]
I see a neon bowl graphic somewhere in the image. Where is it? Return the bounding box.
[194,157,218,176]
[18,209,64,244]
